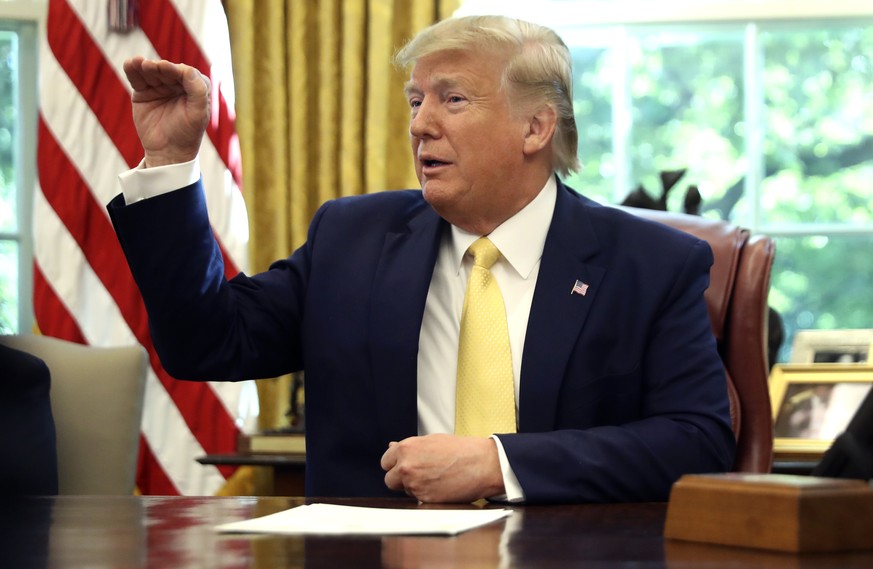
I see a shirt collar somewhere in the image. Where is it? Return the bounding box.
[449,176,557,279]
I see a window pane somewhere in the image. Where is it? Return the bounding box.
[626,28,747,218]
[0,239,17,334]
[769,234,873,363]
[0,18,32,335]
[0,29,17,233]
[761,25,873,227]
[565,42,615,202]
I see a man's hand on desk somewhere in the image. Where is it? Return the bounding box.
[380,434,505,503]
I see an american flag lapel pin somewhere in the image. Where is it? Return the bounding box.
[571,279,589,297]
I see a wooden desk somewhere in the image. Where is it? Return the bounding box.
[198,452,306,496]
[4,496,873,568]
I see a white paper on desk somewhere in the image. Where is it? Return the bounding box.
[215,503,513,536]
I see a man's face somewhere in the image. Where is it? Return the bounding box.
[405,50,533,234]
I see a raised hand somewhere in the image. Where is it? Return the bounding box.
[123,56,210,168]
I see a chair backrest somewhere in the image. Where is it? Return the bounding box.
[0,335,148,494]
[621,206,776,473]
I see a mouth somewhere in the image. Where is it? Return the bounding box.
[419,156,451,173]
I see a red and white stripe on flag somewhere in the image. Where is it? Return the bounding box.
[35,0,254,495]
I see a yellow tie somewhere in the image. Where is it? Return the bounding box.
[454,237,517,437]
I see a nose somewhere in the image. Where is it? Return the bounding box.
[409,98,439,139]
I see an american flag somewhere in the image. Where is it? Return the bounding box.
[571,280,589,297]
[36,0,253,495]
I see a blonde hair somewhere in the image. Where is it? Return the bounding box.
[394,15,580,177]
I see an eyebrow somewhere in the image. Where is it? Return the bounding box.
[403,75,465,98]
[402,81,419,98]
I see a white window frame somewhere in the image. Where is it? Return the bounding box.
[458,1,873,27]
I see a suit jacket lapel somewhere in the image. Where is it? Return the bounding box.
[369,202,444,443]
[519,182,606,432]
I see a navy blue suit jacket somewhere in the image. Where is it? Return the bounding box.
[0,344,58,495]
[108,179,735,503]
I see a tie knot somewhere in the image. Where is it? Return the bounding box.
[468,237,500,270]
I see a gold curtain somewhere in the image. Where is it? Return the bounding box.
[224,0,459,433]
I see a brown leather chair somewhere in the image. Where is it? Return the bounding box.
[622,206,776,473]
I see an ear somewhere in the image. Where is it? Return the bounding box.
[522,105,558,157]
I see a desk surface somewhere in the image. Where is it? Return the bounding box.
[3,495,873,568]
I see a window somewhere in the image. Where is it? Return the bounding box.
[458,1,873,363]
[0,7,38,334]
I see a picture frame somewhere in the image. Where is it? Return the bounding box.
[789,329,873,364]
[770,364,873,460]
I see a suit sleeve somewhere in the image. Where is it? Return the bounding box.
[107,181,324,381]
[497,239,736,503]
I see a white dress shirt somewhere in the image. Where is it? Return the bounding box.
[119,162,557,502]
[417,177,556,502]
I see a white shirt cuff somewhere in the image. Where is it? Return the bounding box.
[490,435,525,503]
[118,157,200,205]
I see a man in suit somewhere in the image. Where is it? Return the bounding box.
[0,342,58,495]
[108,15,734,503]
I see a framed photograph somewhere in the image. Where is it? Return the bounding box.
[789,329,873,364]
[770,364,873,460]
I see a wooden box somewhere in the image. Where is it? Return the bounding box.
[664,473,873,552]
